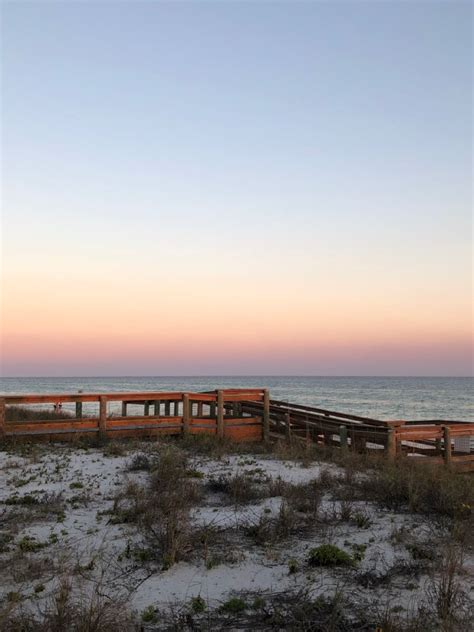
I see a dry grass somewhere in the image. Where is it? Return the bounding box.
[0,576,137,632]
[5,406,74,422]
[112,445,202,569]
[353,460,474,520]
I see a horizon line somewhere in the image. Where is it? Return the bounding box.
[1,375,472,380]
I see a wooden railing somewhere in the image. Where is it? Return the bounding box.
[240,400,474,471]
[1,389,472,470]
[0,389,269,443]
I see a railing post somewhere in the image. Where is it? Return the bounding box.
[144,401,150,416]
[263,389,270,442]
[386,428,396,460]
[182,394,190,435]
[217,390,224,439]
[164,401,171,416]
[99,396,107,440]
[443,426,452,466]
[197,402,203,417]
[210,402,216,418]
[339,425,348,451]
[121,402,127,417]
[154,400,160,417]
[285,412,292,443]
[0,398,5,440]
[75,401,83,419]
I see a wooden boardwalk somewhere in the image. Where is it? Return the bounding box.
[1,389,473,471]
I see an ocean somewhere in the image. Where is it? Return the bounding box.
[0,376,472,422]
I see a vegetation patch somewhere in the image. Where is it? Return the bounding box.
[308,544,354,567]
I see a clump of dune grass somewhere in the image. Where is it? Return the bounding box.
[354,461,474,519]
[5,406,74,422]
[112,445,202,569]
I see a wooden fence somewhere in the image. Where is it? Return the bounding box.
[0,389,472,470]
[240,399,474,472]
[0,389,269,443]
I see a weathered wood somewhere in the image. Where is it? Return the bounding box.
[0,398,5,439]
[183,394,190,435]
[443,426,452,466]
[263,389,270,442]
[2,389,472,469]
[339,425,348,450]
[386,428,396,460]
[99,396,107,439]
[217,390,224,439]
[285,412,292,443]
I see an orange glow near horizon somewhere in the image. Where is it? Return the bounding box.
[2,257,472,376]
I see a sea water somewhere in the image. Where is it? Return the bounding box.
[0,376,471,422]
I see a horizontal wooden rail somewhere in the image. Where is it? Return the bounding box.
[1,389,471,469]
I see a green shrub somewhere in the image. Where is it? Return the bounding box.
[308,544,353,567]
[221,597,247,613]
[288,558,299,574]
[141,605,156,622]
[191,596,206,613]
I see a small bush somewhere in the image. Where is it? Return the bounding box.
[141,605,156,622]
[207,473,260,504]
[283,480,321,515]
[220,597,247,614]
[288,558,299,574]
[191,596,206,613]
[126,453,152,472]
[308,544,353,567]
[17,536,48,553]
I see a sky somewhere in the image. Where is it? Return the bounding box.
[0,1,472,377]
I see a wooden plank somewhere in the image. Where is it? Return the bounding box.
[183,394,190,435]
[443,426,452,466]
[189,394,217,403]
[268,399,383,426]
[451,454,474,462]
[221,392,266,402]
[224,425,262,441]
[285,412,291,443]
[7,421,99,433]
[5,394,101,404]
[99,396,107,439]
[0,398,5,439]
[217,390,224,439]
[339,425,348,451]
[263,389,270,442]
[107,417,182,429]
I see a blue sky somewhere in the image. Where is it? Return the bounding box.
[1,1,472,376]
